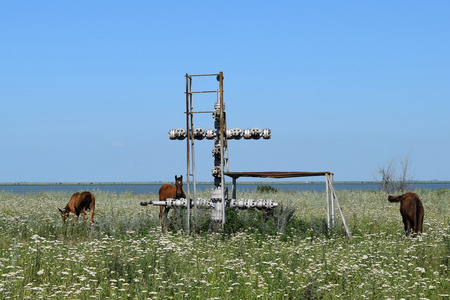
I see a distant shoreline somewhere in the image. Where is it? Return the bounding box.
[1,181,449,186]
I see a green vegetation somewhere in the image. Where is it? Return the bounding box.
[255,185,278,193]
[0,189,449,299]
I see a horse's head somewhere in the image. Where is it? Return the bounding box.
[58,207,69,223]
[175,175,184,199]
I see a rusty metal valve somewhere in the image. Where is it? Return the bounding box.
[211,166,221,177]
[170,128,223,140]
[169,129,177,140]
[251,127,262,139]
[232,128,243,140]
[144,198,214,209]
[171,127,270,140]
[193,128,206,140]
[211,145,221,157]
[206,129,216,139]
[243,129,252,139]
[229,199,278,210]
[212,110,224,121]
[226,129,233,139]
[227,128,244,139]
[176,128,186,139]
[262,128,271,139]
[169,128,187,140]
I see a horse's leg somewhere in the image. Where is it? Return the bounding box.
[418,211,424,233]
[411,205,420,236]
[163,207,171,233]
[414,208,422,234]
[159,206,164,228]
[403,216,411,236]
[90,207,95,225]
[72,213,77,225]
[410,218,417,236]
[173,208,177,224]
[81,209,87,221]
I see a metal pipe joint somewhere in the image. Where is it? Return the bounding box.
[229,199,279,210]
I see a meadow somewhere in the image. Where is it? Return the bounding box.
[0,188,449,299]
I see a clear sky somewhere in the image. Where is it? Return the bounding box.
[1,1,449,183]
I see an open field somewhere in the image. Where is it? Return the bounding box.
[0,189,449,299]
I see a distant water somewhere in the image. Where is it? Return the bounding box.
[1,182,449,194]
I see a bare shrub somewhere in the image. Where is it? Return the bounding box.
[374,153,415,193]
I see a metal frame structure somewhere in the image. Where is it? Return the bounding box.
[182,72,274,229]
[225,171,352,238]
[184,72,228,229]
[142,71,351,238]
[162,72,274,230]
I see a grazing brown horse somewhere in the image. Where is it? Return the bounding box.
[58,191,95,225]
[388,192,424,236]
[159,175,186,231]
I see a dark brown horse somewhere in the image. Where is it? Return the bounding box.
[159,175,186,231]
[388,192,424,236]
[58,191,95,225]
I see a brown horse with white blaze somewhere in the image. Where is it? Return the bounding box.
[58,191,95,225]
[388,192,424,236]
[159,175,186,231]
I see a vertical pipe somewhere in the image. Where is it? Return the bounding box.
[326,173,330,229]
[218,71,226,228]
[224,112,229,173]
[190,76,197,226]
[331,173,335,227]
[185,74,190,232]
[232,177,237,200]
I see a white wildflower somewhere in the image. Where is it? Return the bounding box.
[83,268,96,277]
[415,267,425,273]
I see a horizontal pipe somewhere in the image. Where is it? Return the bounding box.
[186,90,218,94]
[184,111,215,114]
[186,74,219,77]
[148,199,213,209]
[151,201,168,206]
[141,198,278,210]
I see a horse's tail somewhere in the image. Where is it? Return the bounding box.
[388,194,403,203]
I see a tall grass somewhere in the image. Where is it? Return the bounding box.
[0,189,449,299]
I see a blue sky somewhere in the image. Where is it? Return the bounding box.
[1,1,449,182]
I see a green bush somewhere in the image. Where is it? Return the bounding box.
[256,185,278,193]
